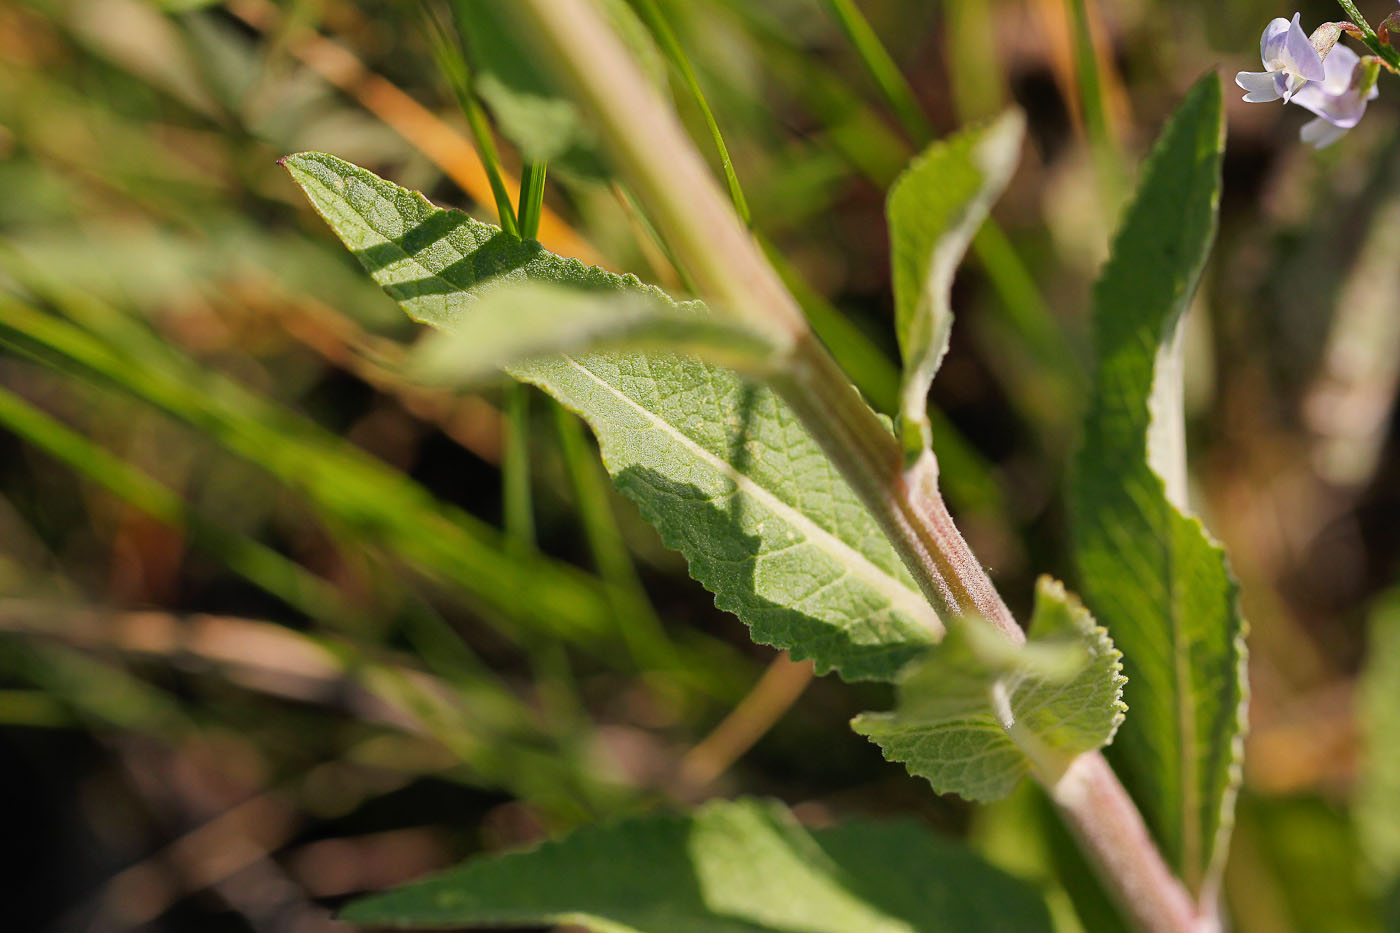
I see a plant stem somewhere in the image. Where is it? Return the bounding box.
[510,0,1206,927]
[1335,0,1400,69]
[633,0,751,225]
[772,337,1019,640]
[1050,754,1212,933]
[509,0,807,348]
[503,380,535,553]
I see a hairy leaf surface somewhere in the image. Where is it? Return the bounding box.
[1068,73,1245,893]
[410,282,783,386]
[283,152,941,680]
[853,577,1125,801]
[887,111,1022,456]
[340,798,1053,932]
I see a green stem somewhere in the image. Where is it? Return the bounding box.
[552,403,680,674]
[420,1,521,236]
[503,380,535,552]
[1335,0,1400,69]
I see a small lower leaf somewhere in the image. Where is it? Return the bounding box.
[340,798,1052,932]
[852,577,1126,802]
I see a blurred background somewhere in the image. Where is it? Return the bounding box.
[1,0,1398,930]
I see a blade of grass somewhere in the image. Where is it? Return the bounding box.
[1065,0,1127,207]
[226,0,606,262]
[0,285,618,650]
[0,382,349,623]
[419,0,520,237]
[817,0,934,144]
[631,0,751,225]
[752,0,1078,434]
[517,160,549,239]
[502,382,536,553]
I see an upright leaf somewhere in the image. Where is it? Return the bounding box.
[1068,73,1245,894]
[341,797,1053,932]
[853,577,1125,802]
[283,152,942,681]
[887,111,1023,457]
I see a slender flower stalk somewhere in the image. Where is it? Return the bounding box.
[508,0,1210,928]
[1334,0,1400,69]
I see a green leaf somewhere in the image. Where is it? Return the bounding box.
[852,577,1125,802]
[1359,592,1400,911]
[1068,73,1245,894]
[887,111,1023,457]
[409,282,783,386]
[340,797,1053,932]
[282,151,941,681]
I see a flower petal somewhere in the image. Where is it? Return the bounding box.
[1281,13,1327,82]
[1260,17,1293,67]
[1236,70,1282,102]
[1292,63,1370,128]
[1301,115,1348,148]
[1321,44,1361,95]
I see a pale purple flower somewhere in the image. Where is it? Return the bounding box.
[1292,45,1380,147]
[1236,14,1327,103]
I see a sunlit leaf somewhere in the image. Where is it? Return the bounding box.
[341,797,1053,931]
[283,151,942,680]
[1068,72,1245,894]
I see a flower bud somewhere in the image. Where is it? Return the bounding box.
[1310,22,1343,59]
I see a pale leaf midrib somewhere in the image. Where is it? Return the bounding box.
[561,356,942,635]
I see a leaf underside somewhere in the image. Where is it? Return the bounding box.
[340,798,1054,932]
[282,151,941,681]
[1068,72,1246,893]
[853,576,1125,802]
